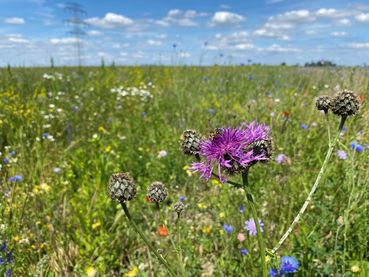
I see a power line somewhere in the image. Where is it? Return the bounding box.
[64,2,88,66]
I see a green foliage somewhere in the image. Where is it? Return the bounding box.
[0,65,368,276]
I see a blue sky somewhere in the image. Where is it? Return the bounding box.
[1,0,369,66]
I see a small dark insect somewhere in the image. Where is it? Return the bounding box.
[209,128,223,140]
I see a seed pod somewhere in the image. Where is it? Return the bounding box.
[173,201,185,214]
[331,90,360,117]
[181,129,202,155]
[147,181,168,202]
[315,95,331,113]
[108,173,136,203]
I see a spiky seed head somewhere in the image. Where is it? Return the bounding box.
[108,172,136,203]
[173,201,185,214]
[331,89,360,117]
[147,181,168,202]
[181,129,202,155]
[315,95,331,113]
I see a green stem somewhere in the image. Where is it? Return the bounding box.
[120,202,176,277]
[176,214,187,277]
[242,172,267,277]
[270,116,346,255]
[325,112,331,147]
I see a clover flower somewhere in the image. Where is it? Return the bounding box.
[190,121,272,183]
[244,218,264,236]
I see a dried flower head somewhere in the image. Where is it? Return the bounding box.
[147,181,168,202]
[181,129,202,155]
[331,89,360,117]
[173,201,185,214]
[108,172,136,203]
[315,95,331,113]
[190,121,271,183]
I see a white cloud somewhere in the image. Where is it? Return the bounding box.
[178,51,191,58]
[156,9,207,27]
[49,38,80,45]
[331,31,346,37]
[349,42,369,49]
[259,44,300,53]
[234,43,254,50]
[336,18,351,26]
[219,4,230,9]
[147,39,162,46]
[305,30,317,35]
[87,30,103,36]
[4,17,25,24]
[209,11,245,26]
[355,13,369,22]
[86,13,133,29]
[207,31,254,50]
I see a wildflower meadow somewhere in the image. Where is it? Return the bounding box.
[0,65,368,276]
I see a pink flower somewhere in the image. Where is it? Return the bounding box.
[237,232,246,242]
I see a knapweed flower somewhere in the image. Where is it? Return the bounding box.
[173,201,185,214]
[244,218,264,236]
[222,224,234,234]
[147,182,168,202]
[337,150,347,160]
[315,95,331,113]
[280,256,299,274]
[108,172,136,203]
[331,89,360,117]
[190,121,272,183]
[240,248,248,256]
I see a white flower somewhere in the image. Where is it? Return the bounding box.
[158,150,167,158]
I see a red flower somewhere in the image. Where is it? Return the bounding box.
[281,110,290,118]
[157,225,168,237]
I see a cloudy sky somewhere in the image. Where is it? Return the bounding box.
[1,0,369,66]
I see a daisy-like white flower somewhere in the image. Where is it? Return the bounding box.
[190,121,272,183]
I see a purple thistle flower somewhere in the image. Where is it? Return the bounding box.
[337,150,347,160]
[240,248,248,256]
[244,218,264,236]
[280,256,299,274]
[190,121,271,183]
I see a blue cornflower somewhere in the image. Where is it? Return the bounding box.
[8,177,16,182]
[0,242,6,252]
[223,224,234,234]
[179,195,186,201]
[269,268,280,277]
[6,251,13,264]
[240,248,248,256]
[6,268,11,277]
[9,151,16,157]
[0,257,5,265]
[350,142,364,153]
[42,132,49,138]
[239,205,245,213]
[280,256,299,274]
[3,157,10,164]
[15,175,22,182]
[300,124,309,129]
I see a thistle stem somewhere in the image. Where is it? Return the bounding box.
[242,172,267,277]
[176,214,187,277]
[120,202,176,277]
[270,116,346,255]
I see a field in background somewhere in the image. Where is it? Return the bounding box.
[0,65,368,276]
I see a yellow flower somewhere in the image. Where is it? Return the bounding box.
[92,221,101,230]
[219,212,225,219]
[183,165,193,176]
[13,236,19,242]
[351,265,360,273]
[219,229,224,236]
[98,126,107,133]
[105,145,112,153]
[40,183,51,192]
[197,203,207,209]
[86,266,97,277]
[212,179,222,188]
[202,226,212,234]
[123,266,139,277]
